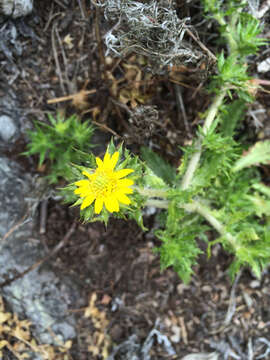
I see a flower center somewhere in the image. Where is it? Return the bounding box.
[92,170,116,197]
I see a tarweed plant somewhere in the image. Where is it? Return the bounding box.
[27,0,270,283]
[23,113,94,184]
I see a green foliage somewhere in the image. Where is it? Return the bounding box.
[206,1,268,101]
[217,53,248,84]
[247,183,270,217]
[202,0,221,14]
[140,147,177,186]
[155,202,205,283]
[233,140,270,171]
[192,132,240,189]
[211,53,252,100]
[235,13,266,56]
[219,99,246,136]
[157,123,270,281]
[231,226,270,279]
[23,113,94,184]
[252,183,270,198]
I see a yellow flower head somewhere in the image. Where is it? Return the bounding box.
[74,151,134,214]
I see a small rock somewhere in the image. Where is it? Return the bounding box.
[258,321,266,329]
[0,90,22,149]
[164,316,172,327]
[177,283,190,295]
[170,325,181,343]
[257,58,270,73]
[242,291,253,309]
[249,280,260,288]
[0,114,17,142]
[201,285,212,292]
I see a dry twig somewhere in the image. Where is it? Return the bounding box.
[51,23,66,95]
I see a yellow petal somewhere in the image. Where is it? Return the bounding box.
[103,151,111,168]
[114,168,134,179]
[81,195,95,210]
[74,188,84,195]
[114,188,133,200]
[117,179,134,188]
[94,197,104,214]
[121,187,133,194]
[82,170,94,180]
[75,180,90,187]
[110,152,119,170]
[105,197,119,212]
[75,184,92,195]
[116,193,131,205]
[96,157,103,168]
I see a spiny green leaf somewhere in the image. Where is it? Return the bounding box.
[236,13,266,56]
[219,99,246,136]
[233,141,270,172]
[140,147,177,185]
[246,194,270,217]
[252,183,270,198]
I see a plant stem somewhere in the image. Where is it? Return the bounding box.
[181,88,227,190]
[133,186,168,199]
[184,201,238,250]
[214,14,238,54]
[145,199,169,209]
[143,195,239,251]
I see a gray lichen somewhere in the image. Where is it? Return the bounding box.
[96,0,208,71]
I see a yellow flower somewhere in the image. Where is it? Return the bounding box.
[74,151,134,214]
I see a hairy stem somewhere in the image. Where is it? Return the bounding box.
[133,186,168,198]
[214,14,238,54]
[181,89,227,190]
[145,199,169,209]
[184,201,238,250]
[143,193,238,250]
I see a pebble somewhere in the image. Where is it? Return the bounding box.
[164,317,171,327]
[242,291,253,309]
[0,115,17,142]
[257,58,270,73]
[170,325,181,343]
[201,285,212,292]
[249,280,260,288]
[177,283,190,295]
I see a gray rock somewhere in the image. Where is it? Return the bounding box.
[0,0,33,18]
[0,156,78,345]
[0,114,18,141]
[257,58,270,73]
[0,89,21,147]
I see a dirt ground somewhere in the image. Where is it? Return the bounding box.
[1,0,270,359]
